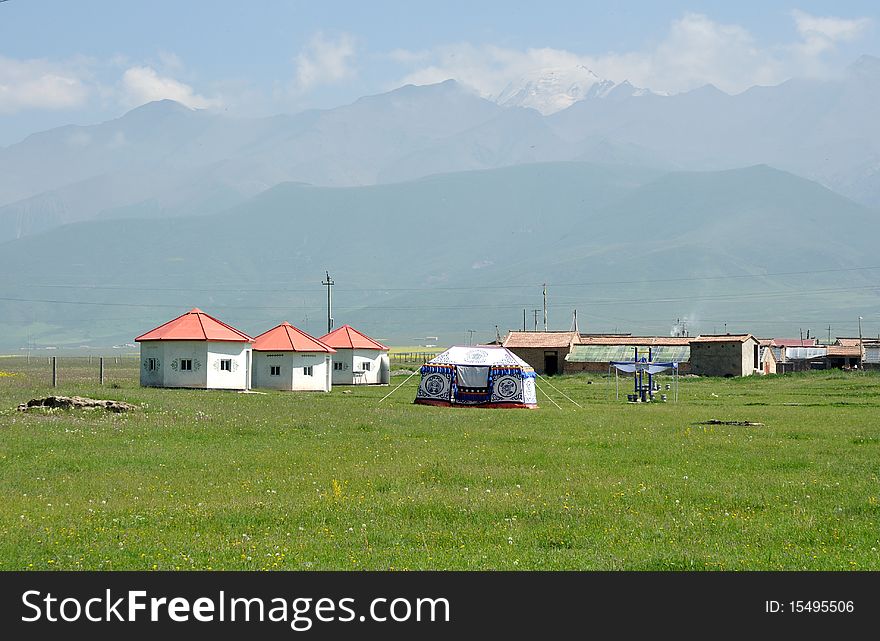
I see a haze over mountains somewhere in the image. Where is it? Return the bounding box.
[1,162,877,349]
[2,58,880,348]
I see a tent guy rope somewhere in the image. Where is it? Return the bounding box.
[536,373,582,408]
[378,369,420,403]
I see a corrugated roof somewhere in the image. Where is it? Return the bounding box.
[320,325,388,350]
[692,334,756,343]
[135,308,252,342]
[577,336,692,346]
[503,331,580,348]
[567,344,690,363]
[826,345,862,357]
[253,322,336,353]
[834,338,863,347]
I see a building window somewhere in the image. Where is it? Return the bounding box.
[180,359,192,371]
[270,365,281,376]
[147,358,158,371]
[220,359,232,372]
[304,366,313,376]
[334,362,343,371]
[362,362,371,371]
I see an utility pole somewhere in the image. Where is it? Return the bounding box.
[543,283,548,331]
[533,309,540,332]
[858,316,864,370]
[495,325,502,343]
[467,329,476,346]
[322,271,334,334]
[523,309,526,332]
[827,325,832,345]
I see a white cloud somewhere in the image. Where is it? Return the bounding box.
[0,56,91,114]
[394,11,872,98]
[792,10,872,57]
[119,66,220,109]
[294,32,356,92]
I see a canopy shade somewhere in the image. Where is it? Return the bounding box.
[610,361,678,374]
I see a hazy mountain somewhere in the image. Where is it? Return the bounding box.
[4,58,880,245]
[548,56,880,204]
[495,65,614,114]
[1,162,875,349]
[0,82,504,241]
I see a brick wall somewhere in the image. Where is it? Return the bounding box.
[690,341,756,377]
[506,346,570,374]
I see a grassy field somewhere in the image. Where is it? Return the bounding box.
[1,355,879,571]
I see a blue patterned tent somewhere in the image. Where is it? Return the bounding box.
[415,346,538,408]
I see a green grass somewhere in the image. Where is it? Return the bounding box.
[1,356,879,570]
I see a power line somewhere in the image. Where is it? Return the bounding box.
[0,283,878,311]
[8,264,880,295]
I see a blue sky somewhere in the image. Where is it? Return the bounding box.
[1,0,878,144]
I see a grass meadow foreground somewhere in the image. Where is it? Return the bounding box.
[1,356,879,570]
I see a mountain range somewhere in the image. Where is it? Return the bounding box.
[1,162,876,349]
[3,55,880,246]
[2,59,880,348]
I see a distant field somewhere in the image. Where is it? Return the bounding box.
[1,356,879,570]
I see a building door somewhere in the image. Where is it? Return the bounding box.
[544,351,558,376]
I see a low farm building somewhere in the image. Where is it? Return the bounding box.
[758,339,778,375]
[689,334,760,377]
[779,344,863,371]
[864,343,880,370]
[320,325,390,385]
[502,331,581,375]
[135,308,253,390]
[565,336,692,373]
[251,322,335,392]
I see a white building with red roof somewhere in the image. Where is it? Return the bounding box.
[319,324,390,385]
[252,322,336,392]
[135,308,253,390]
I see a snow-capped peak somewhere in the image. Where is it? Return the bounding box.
[495,67,657,114]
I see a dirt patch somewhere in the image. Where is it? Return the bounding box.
[17,396,138,413]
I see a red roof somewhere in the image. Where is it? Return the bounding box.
[773,338,819,347]
[503,331,580,348]
[578,336,693,346]
[135,308,252,342]
[319,325,388,350]
[252,322,336,353]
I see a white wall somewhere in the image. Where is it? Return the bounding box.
[252,352,331,391]
[139,343,166,387]
[330,349,354,385]
[139,341,250,389]
[205,342,251,390]
[332,348,389,384]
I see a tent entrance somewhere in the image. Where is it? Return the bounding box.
[456,365,490,389]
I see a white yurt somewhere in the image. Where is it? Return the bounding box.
[414,345,537,408]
